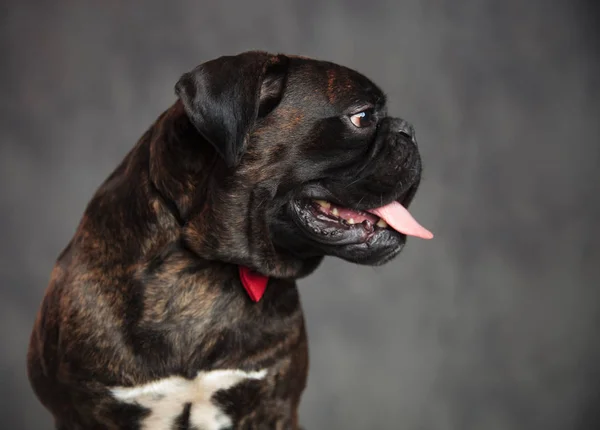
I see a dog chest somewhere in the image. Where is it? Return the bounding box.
[110,368,267,430]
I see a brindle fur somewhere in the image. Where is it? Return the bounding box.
[27,51,423,429]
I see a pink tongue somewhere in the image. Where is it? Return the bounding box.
[367,202,433,239]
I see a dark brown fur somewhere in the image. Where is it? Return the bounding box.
[27,51,423,429]
[28,100,310,428]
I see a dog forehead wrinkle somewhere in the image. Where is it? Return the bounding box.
[326,69,337,103]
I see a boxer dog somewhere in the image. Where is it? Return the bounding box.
[27,51,432,429]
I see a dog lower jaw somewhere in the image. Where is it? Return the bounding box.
[179,193,405,279]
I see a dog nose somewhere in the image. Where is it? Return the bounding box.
[397,120,416,143]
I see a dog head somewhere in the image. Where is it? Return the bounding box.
[169,51,431,278]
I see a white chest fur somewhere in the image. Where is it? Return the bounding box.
[110,368,268,430]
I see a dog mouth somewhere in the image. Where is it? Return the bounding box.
[308,199,387,231]
[290,196,433,246]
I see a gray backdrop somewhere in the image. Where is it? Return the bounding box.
[2,1,599,429]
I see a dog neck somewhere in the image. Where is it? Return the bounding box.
[144,102,323,280]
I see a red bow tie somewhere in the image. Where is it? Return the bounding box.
[238,266,269,302]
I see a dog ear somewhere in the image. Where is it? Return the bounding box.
[175,51,289,168]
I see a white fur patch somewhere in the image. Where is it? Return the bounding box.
[111,368,268,430]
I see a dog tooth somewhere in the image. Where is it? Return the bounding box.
[376,219,388,228]
[348,218,355,225]
[331,207,339,216]
[315,200,331,209]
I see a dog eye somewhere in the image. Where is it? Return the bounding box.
[349,110,375,128]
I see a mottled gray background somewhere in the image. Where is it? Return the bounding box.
[2,0,599,429]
